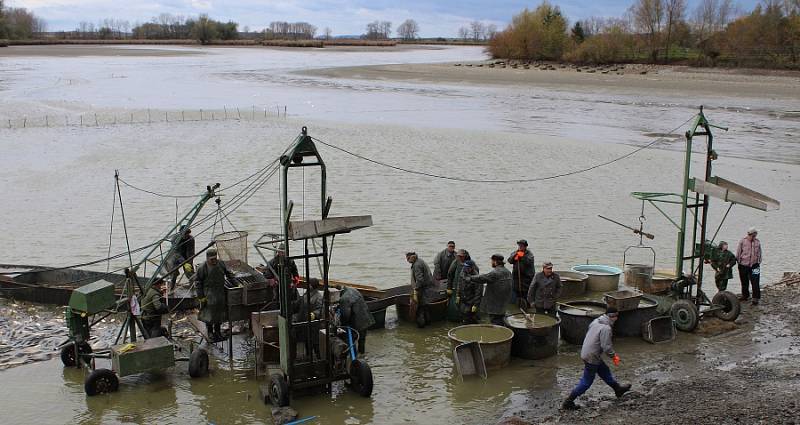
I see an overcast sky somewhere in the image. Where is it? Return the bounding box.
[9,0,759,37]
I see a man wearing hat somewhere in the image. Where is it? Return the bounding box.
[736,227,763,305]
[261,243,300,283]
[465,254,512,326]
[406,252,435,328]
[528,261,562,316]
[710,241,737,292]
[508,240,536,309]
[447,249,479,322]
[169,225,195,291]
[562,307,631,410]
[140,278,169,338]
[458,259,482,324]
[194,248,236,341]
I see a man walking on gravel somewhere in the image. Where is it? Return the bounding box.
[562,307,631,410]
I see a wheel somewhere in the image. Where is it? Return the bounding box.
[60,341,92,367]
[188,348,209,378]
[269,373,289,407]
[349,359,374,397]
[671,299,700,332]
[84,368,119,396]
[712,291,741,321]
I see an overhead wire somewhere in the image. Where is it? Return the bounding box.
[310,115,696,184]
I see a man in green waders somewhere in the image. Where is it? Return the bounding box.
[140,278,168,338]
[195,248,235,342]
[407,252,435,328]
[447,249,478,322]
[711,241,737,292]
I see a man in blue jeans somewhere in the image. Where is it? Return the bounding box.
[562,307,632,410]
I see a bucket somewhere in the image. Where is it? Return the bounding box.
[557,301,605,345]
[504,313,560,360]
[557,271,588,299]
[571,265,621,292]
[448,324,514,369]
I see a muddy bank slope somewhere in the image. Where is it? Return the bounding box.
[509,274,800,425]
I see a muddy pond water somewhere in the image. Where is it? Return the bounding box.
[0,45,798,424]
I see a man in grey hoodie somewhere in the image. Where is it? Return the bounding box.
[562,307,632,410]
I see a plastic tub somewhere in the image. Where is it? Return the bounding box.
[557,271,588,299]
[571,265,622,292]
[504,313,561,360]
[448,325,514,369]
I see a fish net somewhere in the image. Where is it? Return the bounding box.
[214,231,249,263]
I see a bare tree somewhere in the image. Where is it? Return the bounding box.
[458,26,470,41]
[365,20,392,39]
[664,0,687,62]
[630,0,665,61]
[324,27,332,39]
[397,19,419,40]
[469,20,485,41]
[486,23,498,40]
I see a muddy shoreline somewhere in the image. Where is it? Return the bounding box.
[504,273,800,425]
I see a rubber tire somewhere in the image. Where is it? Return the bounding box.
[60,341,92,367]
[671,299,700,332]
[269,373,289,407]
[84,368,119,396]
[712,291,741,321]
[188,348,209,378]
[349,359,374,398]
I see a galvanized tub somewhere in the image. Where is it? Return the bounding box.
[504,313,560,360]
[624,263,654,291]
[614,297,659,337]
[557,271,588,299]
[448,324,514,369]
[397,297,448,323]
[557,301,606,345]
[571,265,622,292]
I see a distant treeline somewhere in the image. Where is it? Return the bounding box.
[0,0,46,40]
[488,0,800,69]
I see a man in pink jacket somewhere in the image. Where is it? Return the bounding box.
[736,227,763,305]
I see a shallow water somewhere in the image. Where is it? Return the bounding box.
[0,45,798,424]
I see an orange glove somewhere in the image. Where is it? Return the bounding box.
[613,354,621,366]
[291,275,301,287]
[514,250,524,260]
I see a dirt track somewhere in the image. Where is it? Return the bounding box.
[505,274,800,425]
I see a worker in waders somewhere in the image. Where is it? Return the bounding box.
[260,243,301,306]
[169,226,195,291]
[736,227,763,305]
[466,254,512,326]
[338,285,376,354]
[447,249,478,322]
[195,248,235,342]
[141,278,168,338]
[433,241,457,282]
[407,252,435,328]
[562,307,631,410]
[710,241,737,292]
[507,239,535,310]
[458,260,482,324]
[527,261,562,316]
[294,277,323,322]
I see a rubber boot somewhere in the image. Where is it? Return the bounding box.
[613,382,632,398]
[561,395,579,410]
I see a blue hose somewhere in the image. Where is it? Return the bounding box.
[346,327,356,361]
[285,416,318,425]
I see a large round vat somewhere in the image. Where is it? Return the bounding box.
[448,324,514,369]
[397,297,449,323]
[557,301,606,345]
[504,313,560,360]
[571,265,622,292]
[614,297,659,337]
[557,271,588,299]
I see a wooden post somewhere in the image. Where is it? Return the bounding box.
[224,106,228,119]
[95,113,99,126]
[80,115,83,126]
[200,109,203,121]
[237,107,241,120]
[284,106,287,117]
[45,116,49,127]
[147,109,151,123]
[182,111,185,121]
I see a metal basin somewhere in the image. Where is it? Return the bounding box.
[557,271,588,299]
[571,265,622,292]
[614,297,659,337]
[557,301,605,345]
[397,297,448,323]
[504,313,560,360]
[448,325,513,369]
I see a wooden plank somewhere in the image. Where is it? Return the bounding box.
[710,176,780,210]
[287,215,373,240]
[689,178,769,211]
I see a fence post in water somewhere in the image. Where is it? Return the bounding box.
[224,106,227,119]
[95,113,99,126]
[80,115,83,126]
[23,118,26,128]
[147,109,151,124]
[131,112,134,123]
[7,119,11,129]
[200,109,203,121]
[165,111,168,122]
[264,107,267,118]
[182,111,185,122]
[284,106,287,117]
[237,107,241,120]
[276,106,280,116]
[252,105,255,120]
[45,115,49,127]
[65,115,69,126]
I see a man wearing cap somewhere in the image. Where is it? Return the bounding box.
[508,240,536,309]
[447,249,479,322]
[433,241,457,282]
[338,284,376,354]
[466,254,512,326]
[262,243,300,283]
[169,226,195,291]
[710,241,737,292]
[562,307,631,410]
[458,259,482,324]
[528,262,562,316]
[406,252,435,328]
[140,278,169,338]
[737,227,763,305]
[194,248,236,341]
